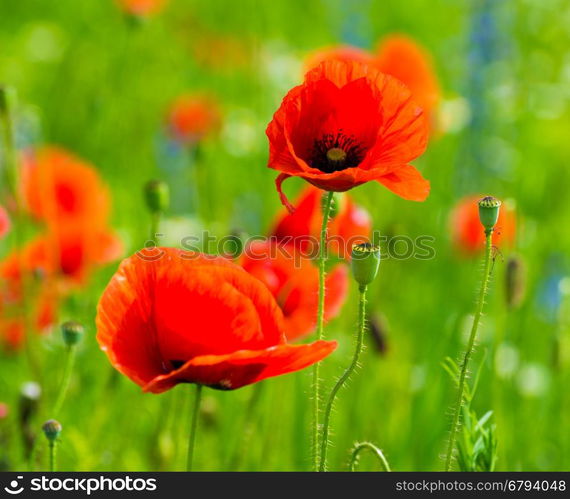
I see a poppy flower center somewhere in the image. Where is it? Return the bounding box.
[309,131,365,173]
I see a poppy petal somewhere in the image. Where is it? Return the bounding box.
[377,164,430,201]
[143,340,337,393]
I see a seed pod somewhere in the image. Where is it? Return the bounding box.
[505,255,526,308]
[478,196,501,233]
[61,321,85,347]
[144,179,170,214]
[42,419,62,442]
[351,243,381,289]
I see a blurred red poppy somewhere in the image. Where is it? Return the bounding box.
[22,147,110,229]
[96,248,336,393]
[241,240,348,341]
[266,60,429,211]
[0,226,122,285]
[375,35,441,127]
[0,205,9,239]
[0,284,58,349]
[167,94,222,145]
[116,0,167,17]
[450,195,516,255]
[270,185,371,258]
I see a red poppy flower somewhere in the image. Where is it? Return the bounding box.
[96,248,336,393]
[21,147,110,229]
[0,204,9,239]
[266,60,429,212]
[241,241,348,341]
[270,185,371,258]
[304,45,374,74]
[375,35,441,126]
[167,94,222,145]
[0,284,58,350]
[450,195,516,255]
[0,225,122,285]
[116,0,167,17]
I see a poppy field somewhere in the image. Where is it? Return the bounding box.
[1,0,569,474]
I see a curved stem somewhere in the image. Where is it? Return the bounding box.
[444,230,493,471]
[53,346,76,417]
[48,442,56,472]
[349,442,391,472]
[186,384,203,471]
[319,285,367,471]
[312,190,333,471]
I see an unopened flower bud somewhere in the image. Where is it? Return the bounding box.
[478,196,501,233]
[61,321,84,346]
[505,255,526,309]
[42,419,62,442]
[144,180,169,214]
[351,243,380,289]
[19,382,41,426]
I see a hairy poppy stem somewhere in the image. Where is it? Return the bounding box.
[53,346,76,417]
[186,384,203,471]
[349,441,391,472]
[319,284,367,471]
[444,230,493,471]
[312,190,334,471]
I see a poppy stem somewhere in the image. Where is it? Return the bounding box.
[444,229,494,471]
[312,190,334,471]
[186,384,203,471]
[319,284,367,471]
[53,345,76,417]
[150,212,160,244]
[348,442,391,472]
[48,441,56,472]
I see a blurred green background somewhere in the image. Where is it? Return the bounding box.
[1,0,569,471]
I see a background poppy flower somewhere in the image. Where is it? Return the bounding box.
[166,94,222,145]
[266,59,430,211]
[241,240,348,341]
[0,205,9,239]
[450,195,516,255]
[96,248,336,393]
[270,185,371,258]
[116,0,167,17]
[21,147,110,229]
[375,35,441,128]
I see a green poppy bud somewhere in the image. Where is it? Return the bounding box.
[351,243,381,290]
[144,180,170,214]
[42,419,62,443]
[61,321,84,347]
[478,196,501,233]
